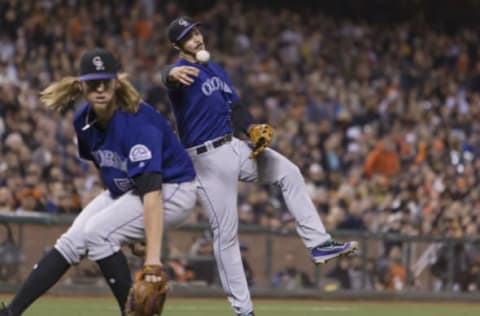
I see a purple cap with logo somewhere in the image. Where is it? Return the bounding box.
[167,16,201,43]
[79,48,120,81]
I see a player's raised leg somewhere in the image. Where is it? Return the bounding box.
[237,139,358,264]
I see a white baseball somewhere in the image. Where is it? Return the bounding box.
[195,50,210,63]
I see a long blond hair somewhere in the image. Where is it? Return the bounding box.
[40,73,141,112]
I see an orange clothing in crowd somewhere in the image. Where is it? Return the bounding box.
[15,187,43,201]
[134,20,153,41]
[386,263,407,290]
[364,141,400,177]
[414,142,427,163]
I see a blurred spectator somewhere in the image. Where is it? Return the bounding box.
[384,246,407,291]
[430,241,470,292]
[272,252,313,289]
[364,258,383,291]
[166,247,195,283]
[326,256,351,290]
[348,256,364,290]
[466,257,480,292]
[364,138,400,177]
[0,223,23,282]
[0,187,15,211]
[15,183,45,212]
[187,235,216,285]
[337,207,367,231]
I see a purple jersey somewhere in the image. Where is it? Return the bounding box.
[73,102,195,198]
[167,59,239,147]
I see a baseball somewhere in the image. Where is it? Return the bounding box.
[195,50,210,63]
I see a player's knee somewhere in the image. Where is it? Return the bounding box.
[164,207,193,229]
[84,222,119,261]
[55,234,86,264]
[216,227,239,250]
[83,223,106,249]
[83,224,102,246]
[283,160,303,180]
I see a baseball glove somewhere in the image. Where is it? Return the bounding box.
[125,265,169,316]
[248,124,274,158]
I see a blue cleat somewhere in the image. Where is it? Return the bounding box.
[310,239,359,264]
[237,312,255,316]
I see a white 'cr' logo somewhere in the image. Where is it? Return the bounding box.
[178,18,189,26]
[92,56,105,71]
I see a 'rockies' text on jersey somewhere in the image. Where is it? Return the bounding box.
[167,59,239,148]
[73,102,196,198]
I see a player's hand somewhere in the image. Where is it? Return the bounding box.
[168,66,199,86]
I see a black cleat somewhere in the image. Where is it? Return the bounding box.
[0,303,12,316]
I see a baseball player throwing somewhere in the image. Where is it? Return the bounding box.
[1,48,196,316]
[162,17,358,316]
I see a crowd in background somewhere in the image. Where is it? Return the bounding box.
[2,0,480,291]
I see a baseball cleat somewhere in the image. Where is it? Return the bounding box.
[237,312,255,316]
[310,239,359,264]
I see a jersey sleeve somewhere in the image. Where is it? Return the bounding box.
[161,64,182,90]
[126,124,163,179]
[76,135,93,161]
[73,103,95,161]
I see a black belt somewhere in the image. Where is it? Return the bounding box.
[196,134,232,154]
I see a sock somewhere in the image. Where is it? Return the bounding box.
[8,248,70,315]
[96,251,132,314]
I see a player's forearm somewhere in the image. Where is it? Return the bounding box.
[143,190,164,266]
[160,64,180,88]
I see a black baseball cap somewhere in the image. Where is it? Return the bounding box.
[79,48,120,81]
[167,16,201,43]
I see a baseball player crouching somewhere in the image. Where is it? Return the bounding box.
[1,48,196,316]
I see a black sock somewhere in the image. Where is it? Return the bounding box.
[8,248,70,316]
[96,251,132,314]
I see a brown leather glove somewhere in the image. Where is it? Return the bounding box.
[248,124,274,158]
[125,265,169,316]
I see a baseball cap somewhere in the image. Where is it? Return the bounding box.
[167,16,201,43]
[79,48,120,81]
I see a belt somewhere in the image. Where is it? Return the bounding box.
[195,134,232,154]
